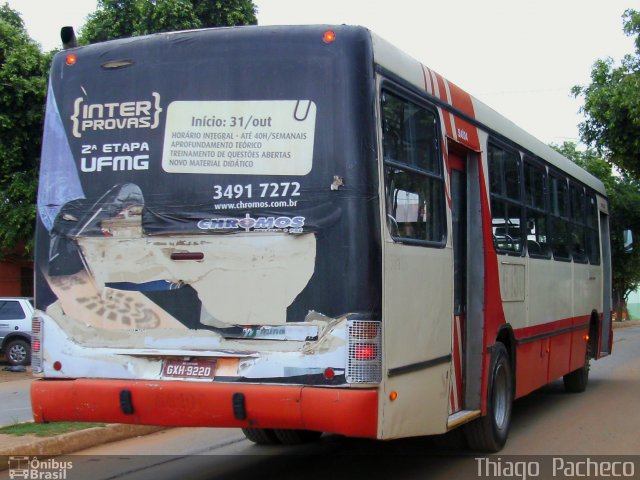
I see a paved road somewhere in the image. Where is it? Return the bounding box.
[0,378,33,427]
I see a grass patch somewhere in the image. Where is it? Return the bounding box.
[0,422,106,437]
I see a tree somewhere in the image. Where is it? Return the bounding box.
[80,0,257,45]
[552,142,640,320]
[572,9,640,178]
[0,4,49,257]
[191,0,258,27]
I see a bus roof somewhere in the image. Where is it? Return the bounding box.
[368,29,607,196]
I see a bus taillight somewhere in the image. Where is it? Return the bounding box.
[31,315,44,373]
[353,344,378,361]
[346,320,382,384]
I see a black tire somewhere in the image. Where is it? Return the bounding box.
[273,429,322,445]
[464,342,513,452]
[563,352,590,393]
[241,428,280,445]
[5,338,30,367]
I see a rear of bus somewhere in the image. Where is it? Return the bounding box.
[31,26,383,440]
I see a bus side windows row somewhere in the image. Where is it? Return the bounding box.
[488,142,600,264]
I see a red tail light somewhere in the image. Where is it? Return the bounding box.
[353,344,378,361]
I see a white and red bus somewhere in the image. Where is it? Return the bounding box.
[31,25,611,452]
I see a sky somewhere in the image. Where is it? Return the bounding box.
[5,0,637,146]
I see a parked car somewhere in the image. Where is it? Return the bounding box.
[0,297,34,366]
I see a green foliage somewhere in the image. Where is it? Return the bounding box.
[0,421,105,437]
[0,3,23,30]
[572,9,640,178]
[192,0,258,27]
[0,4,49,258]
[80,0,257,44]
[551,142,640,308]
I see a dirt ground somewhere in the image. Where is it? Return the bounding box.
[0,357,33,383]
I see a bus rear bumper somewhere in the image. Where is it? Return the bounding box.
[31,379,379,438]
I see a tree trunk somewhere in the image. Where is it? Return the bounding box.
[613,288,627,322]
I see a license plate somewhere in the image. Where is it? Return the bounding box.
[162,358,217,379]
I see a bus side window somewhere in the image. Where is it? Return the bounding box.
[585,193,601,264]
[381,89,445,245]
[524,158,550,258]
[488,143,524,255]
[550,174,571,260]
[569,183,588,263]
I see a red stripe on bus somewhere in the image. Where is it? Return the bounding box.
[447,80,476,119]
[31,380,379,438]
[420,64,432,95]
[432,70,448,102]
[446,81,480,151]
[450,315,464,413]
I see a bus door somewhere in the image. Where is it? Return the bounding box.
[599,210,613,356]
[447,142,484,420]
[448,148,467,414]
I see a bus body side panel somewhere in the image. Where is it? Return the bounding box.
[380,242,454,438]
[597,201,613,358]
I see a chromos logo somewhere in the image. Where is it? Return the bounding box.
[198,214,305,232]
[71,92,162,138]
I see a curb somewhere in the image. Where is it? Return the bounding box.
[0,424,166,460]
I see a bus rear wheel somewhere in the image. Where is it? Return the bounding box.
[241,428,280,445]
[563,350,590,393]
[464,342,513,452]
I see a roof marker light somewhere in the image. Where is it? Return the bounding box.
[323,30,336,43]
[65,53,77,66]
